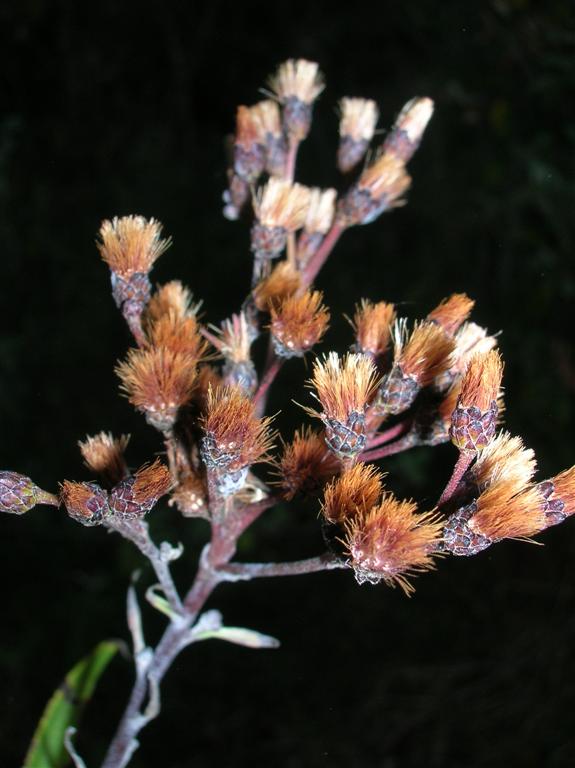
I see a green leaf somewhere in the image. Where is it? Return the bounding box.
[24,640,119,768]
[196,625,281,649]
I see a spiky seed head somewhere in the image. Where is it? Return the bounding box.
[116,346,198,430]
[0,471,55,515]
[253,100,282,137]
[396,321,456,385]
[146,311,210,361]
[215,312,255,363]
[472,432,537,493]
[360,152,412,199]
[451,323,499,376]
[235,105,265,147]
[60,480,109,527]
[303,188,337,235]
[351,300,396,357]
[427,293,475,337]
[307,353,380,459]
[201,385,275,496]
[145,281,200,325]
[337,98,379,173]
[97,216,170,276]
[449,351,504,452]
[269,59,324,141]
[269,59,325,104]
[270,290,330,358]
[321,463,384,524]
[309,352,379,422]
[169,472,209,518]
[109,459,172,519]
[344,497,443,593]
[79,432,130,487]
[469,480,545,541]
[383,97,435,163]
[253,262,302,312]
[234,105,266,182]
[251,99,288,175]
[536,465,575,528]
[254,178,311,230]
[339,98,379,142]
[276,427,340,500]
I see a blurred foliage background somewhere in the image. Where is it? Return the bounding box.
[1,0,574,765]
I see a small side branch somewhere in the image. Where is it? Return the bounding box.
[438,450,474,508]
[217,553,348,581]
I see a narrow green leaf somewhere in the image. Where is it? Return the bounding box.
[196,625,281,649]
[24,640,119,768]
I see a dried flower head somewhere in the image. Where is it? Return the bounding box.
[60,480,109,527]
[321,462,384,524]
[253,261,302,312]
[252,179,311,262]
[307,352,380,459]
[270,290,330,358]
[169,471,209,518]
[536,465,575,528]
[79,432,130,487]
[0,471,56,515]
[210,312,257,393]
[344,497,442,593]
[338,97,379,173]
[276,427,340,500]
[254,178,311,230]
[252,100,286,176]
[375,321,455,416]
[338,153,412,227]
[427,293,475,337]
[109,459,172,519]
[146,311,209,361]
[201,385,275,496]
[434,321,498,391]
[351,299,396,357]
[269,59,324,140]
[145,281,200,326]
[116,346,198,430]
[97,216,172,344]
[383,97,435,163]
[233,104,267,183]
[98,216,171,277]
[471,481,544,541]
[303,188,337,235]
[472,432,537,493]
[450,350,504,452]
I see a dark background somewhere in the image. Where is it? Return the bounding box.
[1,1,575,766]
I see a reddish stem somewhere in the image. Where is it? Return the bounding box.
[301,222,345,287]
[367,420,411,450]
[359,434,416,462]
[284,139,300,183]
[254,356,283,407]
[437,450,474,508]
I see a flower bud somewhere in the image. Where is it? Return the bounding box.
[109,459,172,519]
[0,471,56,515]
[269,59,324,141]
[382,97,434,163]
[60,480,109,526]
[449,350,503,452]
[306,352,379,460]
[337,98,379,173]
